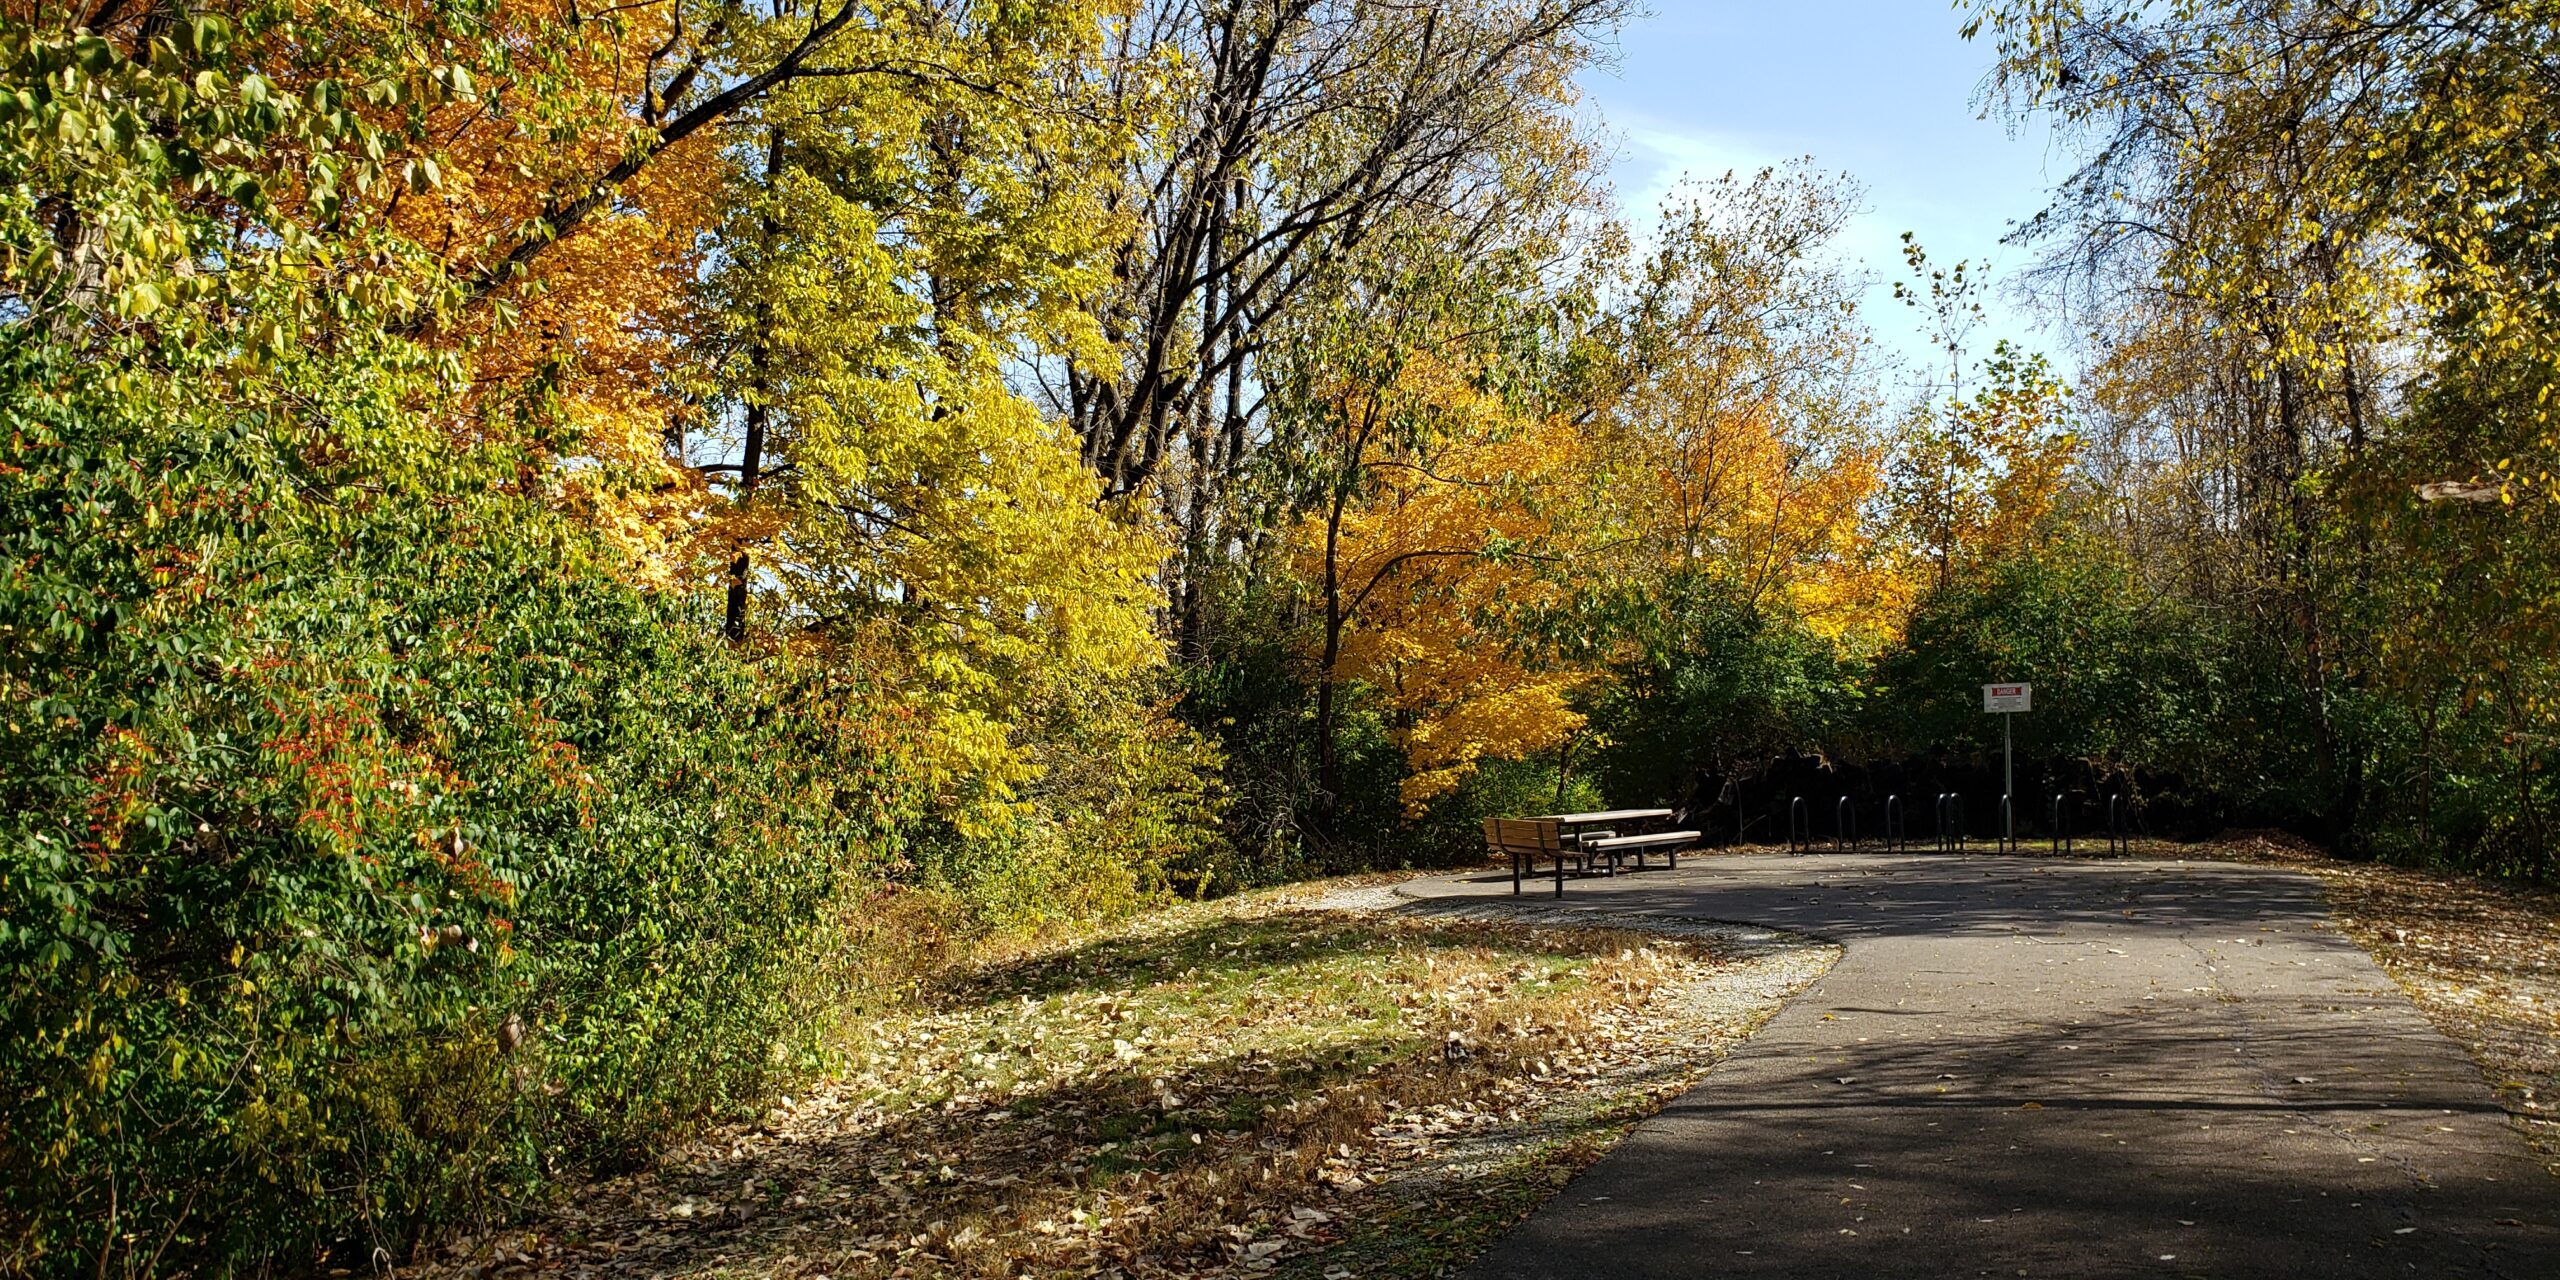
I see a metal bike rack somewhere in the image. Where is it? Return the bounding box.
[1789,795,1811,854]
[1835,795,1856,852]
[2050,792,2071,854]
[1936,792,1966,853]
[2108,792,2130,855]
[1885,794,1906,850]
[1998,793,2016,853]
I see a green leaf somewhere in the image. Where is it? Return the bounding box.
[187,15,233,58]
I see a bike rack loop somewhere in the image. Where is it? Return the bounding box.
[2050,792,2071,855]
[1885,794,1905,851]
[1789,795,1811,854]
[1835,795,1856,852]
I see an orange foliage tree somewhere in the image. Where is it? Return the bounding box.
[1284,167,1924,823]
[1887,235,2080,585]
[1605,171,1911,655]
[1300,345,1606,815]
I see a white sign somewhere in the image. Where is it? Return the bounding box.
[1983,682,2032,713]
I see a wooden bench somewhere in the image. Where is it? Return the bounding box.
[1585,829,1699,873]
[1483,817,1578,897]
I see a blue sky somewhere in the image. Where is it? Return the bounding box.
[1578,2,2075,383]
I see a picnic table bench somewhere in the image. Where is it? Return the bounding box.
[1587,828,1696,871]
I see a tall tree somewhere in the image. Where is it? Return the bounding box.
[685,1,1177,828]
[1034,0,1622,663]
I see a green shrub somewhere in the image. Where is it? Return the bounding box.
[913,674,1225,929]
[0,262,920,1280]
[1585,572,1868,803]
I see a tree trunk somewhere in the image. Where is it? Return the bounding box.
[1315,595,1345,832]
[1314,479,1351,832]
[722,395,767,643]
[722,126,786,643]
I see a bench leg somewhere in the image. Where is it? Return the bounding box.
[1554,851,1564,897]
[1668,847,1678,870]
[1511,847,1521,895]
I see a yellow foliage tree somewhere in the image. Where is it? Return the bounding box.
[687,2,1174,832]
[1887,236,2079,587]
[1890,342,2081,588]
[259,0,1187,835]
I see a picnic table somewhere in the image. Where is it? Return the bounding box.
[1489,809,1699,895]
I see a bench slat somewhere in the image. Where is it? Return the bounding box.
[1587,830,1699,850]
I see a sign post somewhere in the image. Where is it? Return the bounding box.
[1982,683,2032,846]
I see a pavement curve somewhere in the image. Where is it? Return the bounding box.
[1393,852,2559,1279]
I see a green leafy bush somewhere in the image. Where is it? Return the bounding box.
[1875,535,2241,776]
[0,308,926,1271]
[1587,573,1869,805]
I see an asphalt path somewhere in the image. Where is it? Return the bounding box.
[1395,852,2558,1278]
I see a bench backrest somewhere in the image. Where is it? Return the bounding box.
[1481,817,1563,855]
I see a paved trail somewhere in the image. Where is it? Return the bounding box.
[1396,853,2558,1279]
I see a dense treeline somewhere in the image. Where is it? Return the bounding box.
[2,0,2556,1273]
[1951,0,2560,868]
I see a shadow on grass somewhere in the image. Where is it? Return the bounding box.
[944,911,1416,1005]
[940,907,1678,1008]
